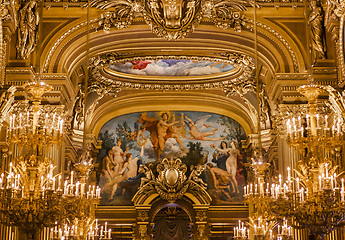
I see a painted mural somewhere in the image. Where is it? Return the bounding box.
[97,111,247,206]
[109,59,234,76]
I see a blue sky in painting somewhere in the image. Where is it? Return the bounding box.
[109,59,234,76]
[99,111,245,164]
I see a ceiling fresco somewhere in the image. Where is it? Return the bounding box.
[108,59,235,76]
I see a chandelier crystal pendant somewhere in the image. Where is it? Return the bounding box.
[270,83,345,240]
[0,81,66,239]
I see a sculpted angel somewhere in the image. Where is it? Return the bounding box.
[185,115,226,141]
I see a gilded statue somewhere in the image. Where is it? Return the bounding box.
[308,0,326,65]
[17,0,39,59]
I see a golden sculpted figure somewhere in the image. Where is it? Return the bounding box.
[17,0,39,59]
[308,0,326,65]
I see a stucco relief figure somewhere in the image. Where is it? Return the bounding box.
[308,0,326,64]
[17,0,39,59]
[184,115,226,141]
[211,140,241,193]
[325,0,338,27]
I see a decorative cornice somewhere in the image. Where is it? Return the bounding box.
[246,19,299,72]
[43,17,100,73]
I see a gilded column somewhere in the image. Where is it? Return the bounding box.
[135,207,150,240]
[194,207,209,240]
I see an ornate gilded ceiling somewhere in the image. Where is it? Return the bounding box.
[2,0,341,146]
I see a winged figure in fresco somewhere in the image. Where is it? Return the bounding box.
[137,112,185,160]
[184,115,226,141]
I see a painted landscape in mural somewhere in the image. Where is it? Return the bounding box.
[109,59,234,76]
[97,111,247,206]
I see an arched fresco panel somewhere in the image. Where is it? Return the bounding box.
[97,111,247,206]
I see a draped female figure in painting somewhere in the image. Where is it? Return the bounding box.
[211,140,241,193]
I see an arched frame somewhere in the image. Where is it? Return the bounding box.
[89,92,257,139]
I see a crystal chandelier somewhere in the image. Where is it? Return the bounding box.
[270,83,345,240]
[0,81,66,239]
[240,156,293,240]
[0,81,102,240]
[49,219,111,240]
[61,155,102,240]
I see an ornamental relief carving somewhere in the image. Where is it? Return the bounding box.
[133,158,209,203]
[90,0,257,40]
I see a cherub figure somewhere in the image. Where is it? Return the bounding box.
[121,122,140,141]
[138,163,154,188]
[185,115,226,141]
[189,165,207,188]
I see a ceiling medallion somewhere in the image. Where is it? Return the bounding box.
[91,0,256,40]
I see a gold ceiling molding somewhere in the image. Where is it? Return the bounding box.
[338,16,345,87]
[41,21,301,76]
[90,0,256,40]
[82,52,272,135]
[42,17,100,73]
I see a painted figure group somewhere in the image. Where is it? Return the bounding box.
[101,112,244,202]
[103,139,140,199]
[138,112,226,160]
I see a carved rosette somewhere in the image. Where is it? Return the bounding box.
[137,210,149,222]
